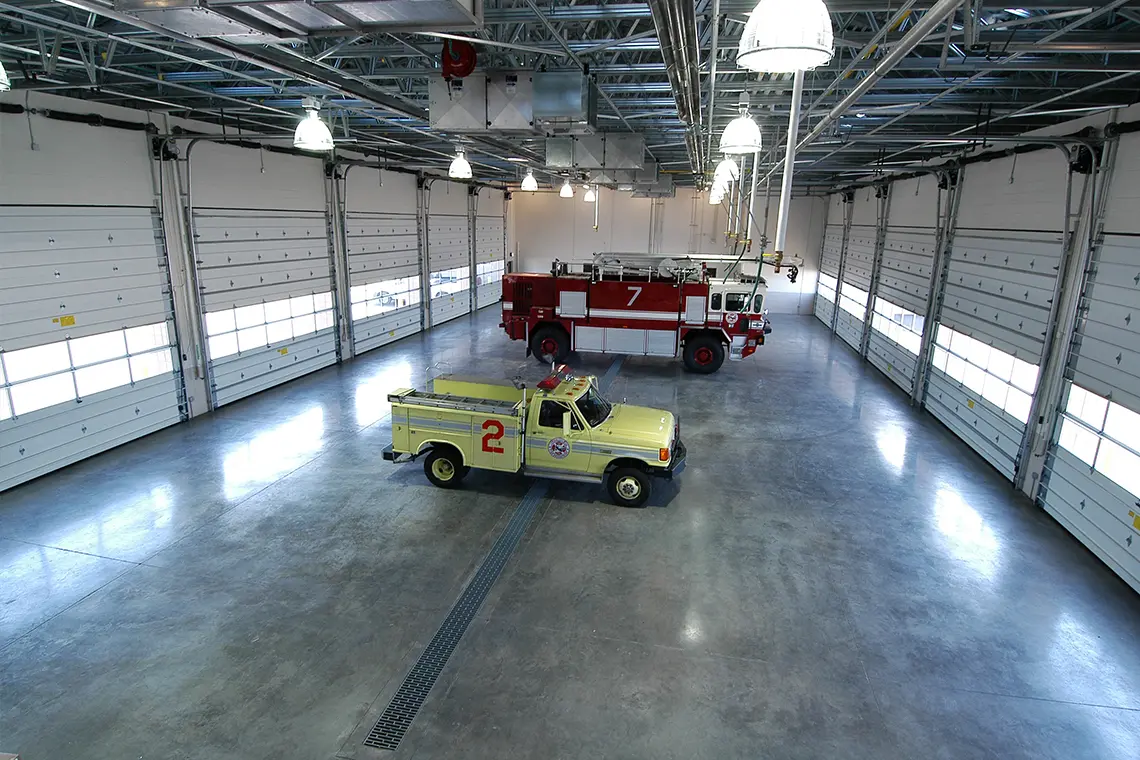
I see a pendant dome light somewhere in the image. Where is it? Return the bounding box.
[584,185,597,203]
[293,97,334,152]
[713,158,740,184]
[448,146,473,179]
[0,60,11,92]
[738,0,834,73]
[719,94,762,155]
[560,179,574,198]
[521,168,538,192]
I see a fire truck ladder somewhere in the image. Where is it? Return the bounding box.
[589,253,704,283]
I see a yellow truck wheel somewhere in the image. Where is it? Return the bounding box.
[607,467,651,508]
[424,447,466,489]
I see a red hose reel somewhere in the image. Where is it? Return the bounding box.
[441,39,477,80]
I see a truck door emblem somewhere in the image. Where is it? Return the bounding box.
[726,312,739,327]
[548,437,571,459]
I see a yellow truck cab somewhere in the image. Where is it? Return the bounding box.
[382,365,686,507]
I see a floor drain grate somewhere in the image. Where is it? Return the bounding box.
[362,480,549,751]
[600,356,624,393]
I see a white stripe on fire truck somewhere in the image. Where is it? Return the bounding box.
[407,416,518,436]
[526,437,658,459]
[586,308,679,321]
[502,301,513,310]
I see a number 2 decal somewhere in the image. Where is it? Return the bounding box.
[481,419,505,454]
[627,285,643,306]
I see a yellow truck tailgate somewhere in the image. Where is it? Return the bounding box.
[388,389,523,473]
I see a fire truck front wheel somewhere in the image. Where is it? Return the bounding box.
[607,466,651,508]
[530,326,571,363]
[683,335,726,374]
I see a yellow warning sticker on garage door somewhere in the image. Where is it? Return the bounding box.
[52,315,76,327]
[278,347,289,355]
[967,399,975,409]
[1130,510,1140,531]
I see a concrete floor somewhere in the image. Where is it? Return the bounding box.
[2,309,1139,760]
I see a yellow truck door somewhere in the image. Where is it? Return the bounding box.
[525,398,592,473]
[469,409,523,472]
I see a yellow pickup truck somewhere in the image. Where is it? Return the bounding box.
[382,365,686,507]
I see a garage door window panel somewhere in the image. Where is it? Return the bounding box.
[932,324,1039,424]
[204,291,334,360]
[1,322,174,418]
[1057,383,1140,499]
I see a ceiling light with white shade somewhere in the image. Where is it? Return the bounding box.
[521,169,538,192]
[720,96,763,155]
[713,158,740,184]
[560,179,574,198]
[737,0,835,73]
[293,97,334,152]
[584,186,597,203]
[448,146,473,179]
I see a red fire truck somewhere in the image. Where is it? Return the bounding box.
[500,255,773,373]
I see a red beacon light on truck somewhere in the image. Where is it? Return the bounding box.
[537,364,575,390]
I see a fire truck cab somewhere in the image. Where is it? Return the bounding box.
[500,255,771,374]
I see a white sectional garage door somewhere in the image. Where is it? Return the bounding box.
[924,152,1068,479]
[0,110,183,492]
[1040,134,1140,594]
[474,189,506,310]
[835,188,877,351]
[191,144,337,407]
[867,176,939,395]
[0,206,182,491]
[344,168,422,355]
[428,181,472,325]
[814,194,845,327]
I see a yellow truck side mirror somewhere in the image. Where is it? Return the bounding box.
[562,411,571,436]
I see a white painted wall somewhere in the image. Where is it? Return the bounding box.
[511,186,826,314]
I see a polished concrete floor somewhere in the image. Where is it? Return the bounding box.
[2,310,1139,760]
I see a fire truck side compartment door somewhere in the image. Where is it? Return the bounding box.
[684,295,707,325]
[559,290,587,318]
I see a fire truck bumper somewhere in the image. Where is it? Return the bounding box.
[660,439,687,479]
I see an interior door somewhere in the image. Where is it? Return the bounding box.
[526,399,591,472]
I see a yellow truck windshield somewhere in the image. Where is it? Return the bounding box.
[574,386,613,427]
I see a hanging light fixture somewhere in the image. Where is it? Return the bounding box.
[584,185,597,203]
[448,146,473,179]
[713,158,740,185]
[719,95,762,155]
[521,169,538,192]
[738,0,834,73]
[0,60,11,92]
[560,179,574,198]
[293,97,334,152]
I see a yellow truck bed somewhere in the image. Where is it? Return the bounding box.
[388,388,524,472]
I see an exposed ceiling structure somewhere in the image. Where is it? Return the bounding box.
[1,1,1139,194]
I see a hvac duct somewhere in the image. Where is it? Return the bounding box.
[647,0,702,176]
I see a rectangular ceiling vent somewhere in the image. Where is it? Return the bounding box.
[112,0,482,43]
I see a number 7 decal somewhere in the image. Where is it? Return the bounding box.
[481,419,505,454]
[627,286,643,306]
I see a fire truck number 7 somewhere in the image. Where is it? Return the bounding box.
[627,286,642,306]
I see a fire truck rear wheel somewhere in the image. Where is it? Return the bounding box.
[683,335,725,374]
[607,466,651,508]
[424,447,466,489]
[530,326,570,363]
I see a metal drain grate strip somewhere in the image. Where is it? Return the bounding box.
[362,480,549,751]
[363,356,623,751]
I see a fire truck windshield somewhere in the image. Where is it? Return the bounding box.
[575,387,613,427]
